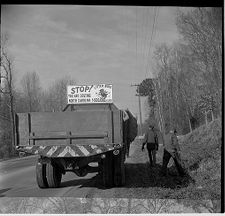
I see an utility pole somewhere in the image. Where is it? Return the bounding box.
[131,84,143,135]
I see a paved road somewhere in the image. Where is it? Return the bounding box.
[0,140,143,198]
[0,139,169,198]
[0,139,218,213]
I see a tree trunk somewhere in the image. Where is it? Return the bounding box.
[153,79,164,133]
[9,94,15,155]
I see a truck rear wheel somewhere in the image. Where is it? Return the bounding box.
[46,162,62,188]
[36,162,48,188]
[102,152,114,188]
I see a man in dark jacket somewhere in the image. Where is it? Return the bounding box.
[142,125,158,166]
[161,129,186,176]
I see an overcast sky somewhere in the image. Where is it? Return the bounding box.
[1,5,182,121]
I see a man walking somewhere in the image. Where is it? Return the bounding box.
[142,125,158,167]
[161,128,186,176]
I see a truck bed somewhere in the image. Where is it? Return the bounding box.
[15,108,123,157]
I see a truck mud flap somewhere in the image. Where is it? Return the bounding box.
[113,150,125,186]
[101,152,114,188]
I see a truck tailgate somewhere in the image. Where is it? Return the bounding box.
[15,109,123,157]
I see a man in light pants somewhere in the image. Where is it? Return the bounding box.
[142,125,159,167]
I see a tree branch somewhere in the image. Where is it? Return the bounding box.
[0,114,10,121]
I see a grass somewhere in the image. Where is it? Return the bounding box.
[178,118,221,200]
[119,118,221,202]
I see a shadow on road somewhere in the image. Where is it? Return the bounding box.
[124,163,194,189]
[0,188,11,197]
[61,178,96,188]
[61,162,194,191]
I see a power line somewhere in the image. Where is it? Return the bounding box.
[139,7,144,73]
[143,7,155,79]
[144,7,156,79]
[144,7,159,79]
[138,7,143,75]
[143,7,153,79]
[142,7,150,76]
[147,7,159,77]
[154,7,159,41]
[140,7,148,76]
[135,6,138,77]
[139,7,147,79]
[130,7,158,133]
[131,83,143,135]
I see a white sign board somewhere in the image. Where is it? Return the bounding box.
[67,84,113,104]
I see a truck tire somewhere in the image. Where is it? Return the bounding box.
[114,150,125,187]
[36,162,48,188]
[46,162,62,188]
[102,152,114,188]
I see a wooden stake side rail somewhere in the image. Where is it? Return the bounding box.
[28,131,108,146]
[28,132,108,140]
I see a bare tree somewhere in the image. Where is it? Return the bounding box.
[152,44,174,132]
[148,7,222,135]
[20,71,42,112]
[172,43,202,132]
[0,34,16,154]
[41,76,76,112]
[176,7,222,117]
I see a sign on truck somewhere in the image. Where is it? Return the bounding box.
[15,84,137,189]
[67,84,113,104]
